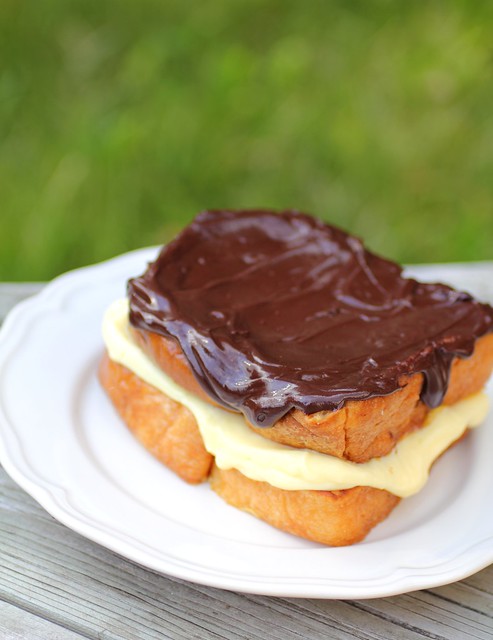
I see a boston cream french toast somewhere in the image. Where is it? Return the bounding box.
[99,210,493,545]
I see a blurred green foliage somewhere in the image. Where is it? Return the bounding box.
[1,0,492,280]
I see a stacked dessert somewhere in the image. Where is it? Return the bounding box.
[99,210,493,545]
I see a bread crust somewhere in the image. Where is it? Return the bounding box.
[131,328,493,463]
[98,352,213,483]
[209,465,400,546]
[99,351,401,544]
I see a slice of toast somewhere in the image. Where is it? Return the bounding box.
[131,327,493,462]
[99,350,399,545]
[99,352,212,484]
[209,466,399,546]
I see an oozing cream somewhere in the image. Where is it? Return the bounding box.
[103,299,489,498]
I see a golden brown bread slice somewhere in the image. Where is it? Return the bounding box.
[131,328,493,463]
[209,466,399,546]
[99,350,400,544]
[99,352,213,483]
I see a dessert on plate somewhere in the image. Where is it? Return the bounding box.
[99,210,493,545]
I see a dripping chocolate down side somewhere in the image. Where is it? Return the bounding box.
[128,210,493,427]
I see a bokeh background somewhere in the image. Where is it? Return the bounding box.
[1,0,493,281]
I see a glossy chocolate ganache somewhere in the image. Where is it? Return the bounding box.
[128,210,493,427]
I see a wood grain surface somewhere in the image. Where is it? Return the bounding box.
[0,601,85,640]
[1,281,493,640]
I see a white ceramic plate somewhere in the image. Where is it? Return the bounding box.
[0,250,492,599]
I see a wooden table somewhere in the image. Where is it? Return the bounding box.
[1,282,493,640]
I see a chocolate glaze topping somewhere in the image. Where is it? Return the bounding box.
[128,210,493,427]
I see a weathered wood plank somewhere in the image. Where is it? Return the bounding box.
[0,282,43,323]
[431,580,493,618]
[0,601,86,640]
[349,590,493,639]
[1,466,493,640]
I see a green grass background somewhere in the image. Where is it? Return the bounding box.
[1,0,492,280]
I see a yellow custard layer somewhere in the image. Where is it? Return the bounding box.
[102,299,489,497]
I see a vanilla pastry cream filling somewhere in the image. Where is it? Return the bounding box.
[103,299,490,498]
